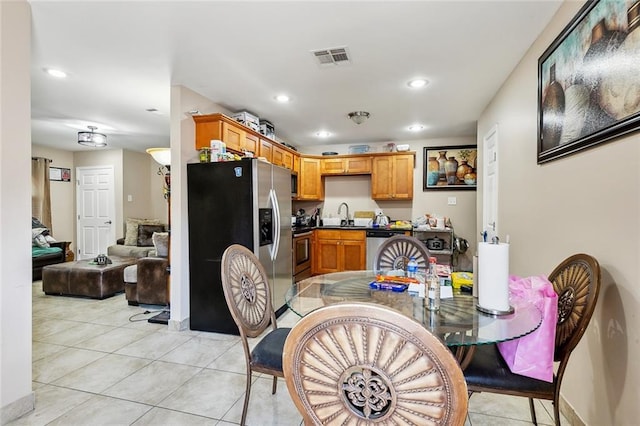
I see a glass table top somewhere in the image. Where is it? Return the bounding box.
[285,270,542,347]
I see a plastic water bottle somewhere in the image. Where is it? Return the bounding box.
[427,257,440,311]
[407,257,418,278]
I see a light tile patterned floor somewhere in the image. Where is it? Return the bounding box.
[8,281,568,425]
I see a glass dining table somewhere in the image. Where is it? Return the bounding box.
[285,270,542,369]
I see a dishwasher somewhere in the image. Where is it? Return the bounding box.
[366,229,412,269]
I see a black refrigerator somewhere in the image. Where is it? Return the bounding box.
[187,159,292,334]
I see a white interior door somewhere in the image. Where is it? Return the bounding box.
[482,125,499,239]
[76,166,116,260]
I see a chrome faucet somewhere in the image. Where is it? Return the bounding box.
[338,202,350,224]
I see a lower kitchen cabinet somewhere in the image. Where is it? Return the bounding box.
[314,229,366,274]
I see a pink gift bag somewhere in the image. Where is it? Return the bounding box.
[497,275,558,382]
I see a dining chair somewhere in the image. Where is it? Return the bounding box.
[283,301,468,425]
[220,244,291,426]
[463,253,601,426]
[373,234,431,273]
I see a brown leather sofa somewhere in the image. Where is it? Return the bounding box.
[124,257,169,306]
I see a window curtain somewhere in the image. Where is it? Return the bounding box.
[32,157,52,231]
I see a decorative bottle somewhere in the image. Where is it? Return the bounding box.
[437,151,447,181]
[445,157,458,185]
[427,157,440,186]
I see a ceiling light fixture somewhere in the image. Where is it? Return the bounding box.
[408,124,425,131]
[407,78,428,88]
[347,111,370,125]
[77,125,107,147]
[316,131,331,138]
[44,68,67,78]
[275,94,291,103]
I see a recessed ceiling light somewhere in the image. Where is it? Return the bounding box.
[408,124,424,131]
[44,68,67,78]
[275,94,291,103]
[407,78,428,89]
[316,131,331,138]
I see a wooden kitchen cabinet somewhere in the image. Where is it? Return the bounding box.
[193,114,298,165]
[243,132,259,156]
[320,156,371,175]
[371,154,414,200]
[272,144,294,170]
[292,152,300,174]
[297,157,323,200]
[314,229,366,274]
[221,122,244,152]
[259,138,273,162]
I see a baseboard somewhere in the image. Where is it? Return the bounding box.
[1,391,35,425]
[560,395,585,426]
[168,316,189,331]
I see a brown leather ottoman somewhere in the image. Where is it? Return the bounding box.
[42,256,136,299]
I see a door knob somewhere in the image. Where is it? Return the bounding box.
[105,220,112,224]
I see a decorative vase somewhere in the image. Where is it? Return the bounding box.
[541,63,565,151]
[427,156,439,186]
[464,172,477,185]
[456,160,473,181]
[445,157,458,185]
[437,151,447,181]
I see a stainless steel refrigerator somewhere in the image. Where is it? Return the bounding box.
[187,159,292,334]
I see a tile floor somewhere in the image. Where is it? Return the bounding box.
[8,281,568,425]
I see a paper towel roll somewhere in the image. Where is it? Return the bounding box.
[477,242,511,314]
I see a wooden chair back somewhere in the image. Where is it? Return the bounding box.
[373,235,431,272]
[283,302,468,425]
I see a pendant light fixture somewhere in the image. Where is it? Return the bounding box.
[77,125,107,147]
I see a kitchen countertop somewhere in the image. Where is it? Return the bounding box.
[292,225,412,235]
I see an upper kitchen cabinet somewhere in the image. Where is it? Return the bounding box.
[371,153,414,200]
[243,132,259,156]
[193,114,297,166]
[259,138,273,162]
[297,157,323,200]
[272,144,294,170]
[320,156,371,175]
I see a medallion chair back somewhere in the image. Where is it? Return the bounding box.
[463,253,601,426]
[220,244,292,426]
[373,235,431,273]
[283,302,469,425]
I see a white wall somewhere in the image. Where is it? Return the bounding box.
[0,1,34,422]
[31,145,75,242]
[477,1,640,424]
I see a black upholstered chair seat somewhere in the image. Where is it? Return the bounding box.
[251,327,291,371]
[464,344,554,396]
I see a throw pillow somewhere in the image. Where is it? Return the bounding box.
[124,218,161,246]
[137,224,165,247]
[152,232,169,257]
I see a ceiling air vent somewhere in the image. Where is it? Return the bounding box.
[311,47,351,66]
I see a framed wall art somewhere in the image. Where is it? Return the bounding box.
[49,167,71,182]
[423,145,477,191]
[538,0,640,164]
